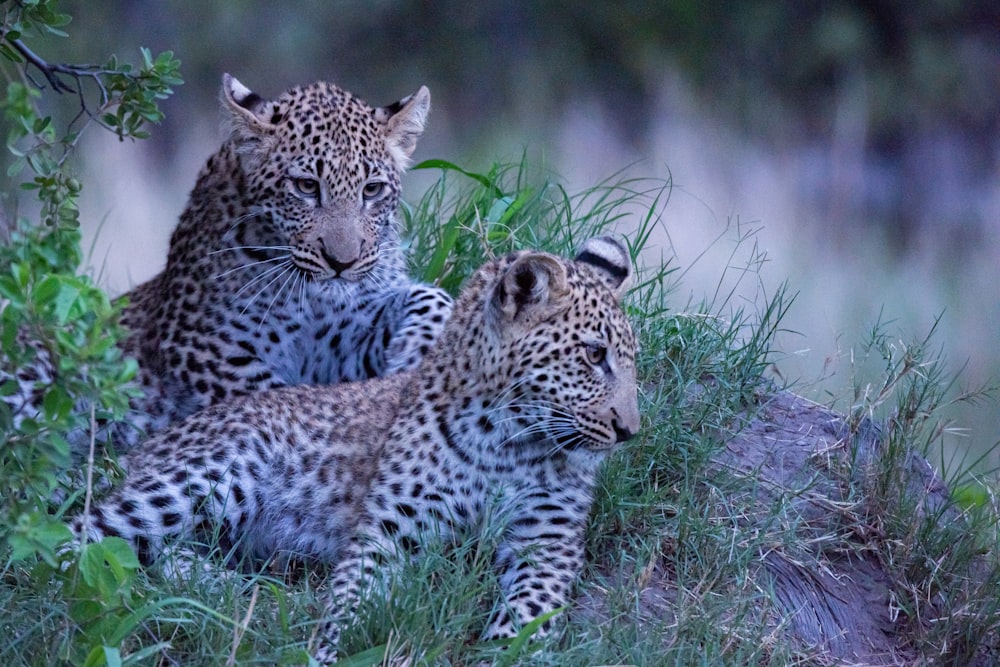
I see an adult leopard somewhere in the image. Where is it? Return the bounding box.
[5,74,453,452]
[69,236,640,662]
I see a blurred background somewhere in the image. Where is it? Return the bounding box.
[28,1,1000,472]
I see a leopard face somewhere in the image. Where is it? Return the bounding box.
[222,75,429,281]
[454,236,640,463]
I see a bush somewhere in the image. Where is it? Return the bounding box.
[1,3,181,662]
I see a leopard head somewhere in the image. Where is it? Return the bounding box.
[461,236,641,454]
[221,74,430,281]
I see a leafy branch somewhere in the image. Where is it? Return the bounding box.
[14,36,181,138]
[3,1,182,184]
[0,0,182,576]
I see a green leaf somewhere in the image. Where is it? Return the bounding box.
[31,115,52,134]
[0,274,23,302]
[0,378,18,397]
[33,520,72,557]
[53,281,82,322]
[7,534,34,562]
[50,12,73,28]
[8,513,72,562]
[490,607,564,667]
[495,189,535,228]
[78,542,109,588]
[100,536,141,570]
[102,646,123,667]
[421,215,462,284]
[32,276,83,323]
[412,158,505,198]
[335,644,389,667]
[70,599,104,627]
[121,643,172,664]
[82,645,110,667]
[954,482,990,509]
[6,157,27,177]
[42,385,74,422]
[0,399,12,431]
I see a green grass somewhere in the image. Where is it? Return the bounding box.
[3,157,999,665]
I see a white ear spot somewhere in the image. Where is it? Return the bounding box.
[225,74,254,105]
[575,236,633,299]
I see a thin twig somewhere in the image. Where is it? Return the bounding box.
[81,403,96,544]
[11,38,73,93]
[227,583,260,666]
[12,39,113,105]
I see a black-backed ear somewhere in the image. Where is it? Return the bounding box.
[492,253,570,325]
[221,74,277,168]
[575,236,632,301]
[375,86,430,169]
[222,73,276,134]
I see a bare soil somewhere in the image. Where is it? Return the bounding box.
[583,390,992,665]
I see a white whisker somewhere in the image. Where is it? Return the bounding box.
[209,244,294,256]
[487,375,535,406]
[239,264,296,316]
[298,273,308,315]
[482,394,581,450]
[212,254,292,280]
[222,210,266,238]
[257,267,298,330]
[233,260,294,300]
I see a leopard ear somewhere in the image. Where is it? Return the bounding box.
[492,253,570,325]
[221,74,276,168]
[221,74,273,128]
[575,236,632,301]
[376,86,430,169]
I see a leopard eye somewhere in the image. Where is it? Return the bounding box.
[586,343,608,366]
[293,178,320,197]
[362,180,387,202]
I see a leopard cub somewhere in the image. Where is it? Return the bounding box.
[71,236,640,663]
[4,74,452,452]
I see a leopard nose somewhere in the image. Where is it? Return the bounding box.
[321,247,357,274]
[612,418,636,443]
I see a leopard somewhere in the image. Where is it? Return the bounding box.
[68,235,641,663]
[3,74,453,453]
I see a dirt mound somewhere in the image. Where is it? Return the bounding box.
[583,390,992,665]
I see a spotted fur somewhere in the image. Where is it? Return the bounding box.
[69,236,640,662]
[4,75,452,452]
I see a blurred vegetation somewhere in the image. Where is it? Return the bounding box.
[50,1,998,145]
[30,0,994,254]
